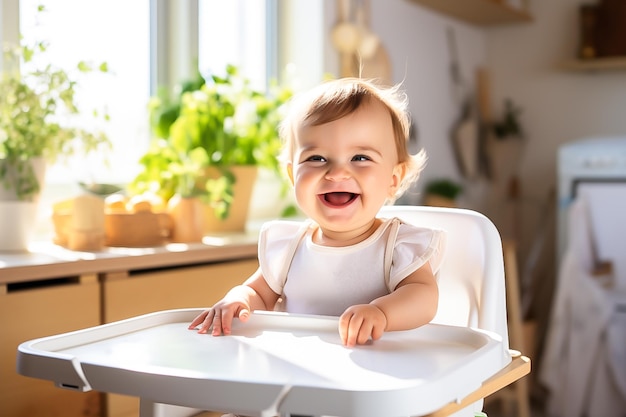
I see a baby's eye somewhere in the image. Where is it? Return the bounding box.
[305,155,326,162]
[352,154,371,162]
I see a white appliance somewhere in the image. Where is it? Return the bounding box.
[557,136,626,262]
[544,136,626,417]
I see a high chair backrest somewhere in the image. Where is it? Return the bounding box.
[379,205,510,352]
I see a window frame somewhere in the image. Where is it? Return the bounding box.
[150,0,199,97]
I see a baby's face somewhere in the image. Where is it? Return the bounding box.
[288,99,403,242]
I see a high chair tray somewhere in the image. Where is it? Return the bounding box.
[17,308,510,417]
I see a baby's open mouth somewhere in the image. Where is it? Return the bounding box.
[321,192,358,207]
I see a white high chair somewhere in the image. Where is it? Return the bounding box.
[378,205,524,416]
[16,206,530,417]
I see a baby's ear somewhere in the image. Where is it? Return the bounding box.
[286,163,295,186]
[389,162,406,196]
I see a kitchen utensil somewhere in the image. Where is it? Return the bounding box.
[448,27,479,179]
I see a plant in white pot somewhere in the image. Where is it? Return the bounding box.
[0,39,110,250]
[129,64,293,236]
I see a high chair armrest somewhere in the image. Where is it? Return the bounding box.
[424,350,531,417]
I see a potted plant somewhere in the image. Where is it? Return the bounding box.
[129,64,293,234]
[423,178,463,208]
[0,38,110,250]
[492,98,524,140]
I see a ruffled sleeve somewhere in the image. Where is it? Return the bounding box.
[258,220,310,295]
[388,222,447,291]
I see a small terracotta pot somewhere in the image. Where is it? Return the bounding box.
[167,195,205,243]
[202,166,258,234]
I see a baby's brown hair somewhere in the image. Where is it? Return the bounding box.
[279,77,426,202]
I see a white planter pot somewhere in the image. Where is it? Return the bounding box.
[0,201,39,251]
[0,158,46,251]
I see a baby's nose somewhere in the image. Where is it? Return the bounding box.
[325,163,351,181]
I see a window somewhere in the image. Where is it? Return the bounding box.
[2,0,324,238]
[10,0,278,188]
[199,0,272,90]
[17,0,151,186]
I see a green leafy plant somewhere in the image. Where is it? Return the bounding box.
[0,36,110,201]
[129,64,293,219]
[425,178,463,200]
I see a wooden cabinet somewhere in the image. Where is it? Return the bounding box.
[1,275,101,417]
[102,259,259,323]
[411,0,532,25]
[1,241,258,417]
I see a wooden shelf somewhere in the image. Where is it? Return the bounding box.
[411,0,532,26]
[560,56,626,72]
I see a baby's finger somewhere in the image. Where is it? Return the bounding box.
[345,315,365,347]
[371,322,385,341]
[338,313,352,345]
[188,310,209,330]
[198,309,215,334]
[219,310,236,335]
[211,311,224,336]
[355,321,374,345]
[238,308,251,322]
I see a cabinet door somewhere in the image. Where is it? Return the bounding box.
[0,276,101,417]
[102,258,259,322]
[102,258,259,417]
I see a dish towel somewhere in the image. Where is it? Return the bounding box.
[540,184,626,417]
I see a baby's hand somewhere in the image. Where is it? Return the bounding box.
[188,299,251,336]
[338,304,387,347]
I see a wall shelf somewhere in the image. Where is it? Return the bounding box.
[411,0,532,26]
[560,56,626,72]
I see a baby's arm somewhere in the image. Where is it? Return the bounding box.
[188,267,280,336]
[339,262,438,346]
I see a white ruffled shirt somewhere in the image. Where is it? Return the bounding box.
[258,217,446,316]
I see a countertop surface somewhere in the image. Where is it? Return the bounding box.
[0,233,259,285]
